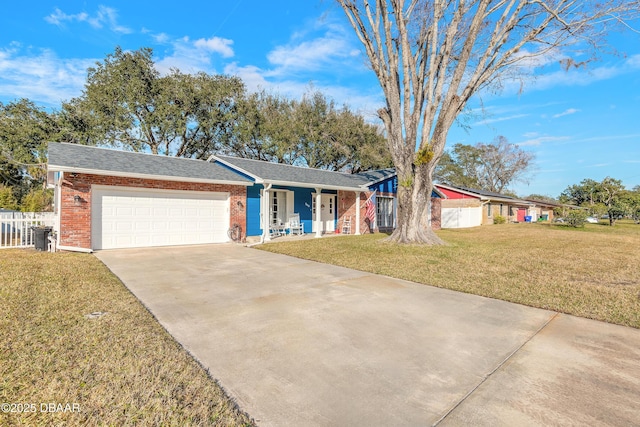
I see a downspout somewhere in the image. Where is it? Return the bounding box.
[55,171,62,250]
[260,183,273,244]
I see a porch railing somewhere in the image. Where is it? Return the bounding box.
[0,212,56,249]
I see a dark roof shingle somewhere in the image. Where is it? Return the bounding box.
[47,143,251,184]
[214,155,394,190]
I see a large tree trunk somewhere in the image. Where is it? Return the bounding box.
[385,155,445,245]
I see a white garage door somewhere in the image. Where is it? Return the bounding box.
[92,186,230,250]
[441,207,482,229]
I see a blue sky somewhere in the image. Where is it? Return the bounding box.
[1,1,639,198]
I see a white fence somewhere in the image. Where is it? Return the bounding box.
[0,212,56,249]
[441,207,482,229]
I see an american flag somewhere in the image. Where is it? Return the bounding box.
[365,194,376,223]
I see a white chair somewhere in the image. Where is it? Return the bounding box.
[270,218,286,238]
[342,216,352,235]
[288,213,304,235]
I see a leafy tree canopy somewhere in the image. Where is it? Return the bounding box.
[559,177,634,226]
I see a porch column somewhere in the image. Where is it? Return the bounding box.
[263,185,272,242]
[315,188,323,238]
[354,191,361,235]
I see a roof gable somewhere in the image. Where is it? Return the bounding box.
[435,183,531,205]
[47,143,252,185]
[212,155,394,191]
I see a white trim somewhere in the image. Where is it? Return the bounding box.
[208,155,371,191]
[91,185,230,250]
[47,165,251,186]
[90,184,230,198]
[57,245,93,253]
[208,155,264,182]
[314,190,323,238]
[362,171,397,187]
[265,179,368,192]
[355,191,361,235]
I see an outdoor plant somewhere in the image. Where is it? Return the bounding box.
[493,214,507,224]
[566,210,589,227]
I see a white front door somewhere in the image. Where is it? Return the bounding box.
[312,194,335,233]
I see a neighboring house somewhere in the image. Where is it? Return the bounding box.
[49,142,438,251]
[435,184,537,228]
[523,199,559,222]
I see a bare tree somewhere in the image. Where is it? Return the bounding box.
[436,136,534,193]
[477,136,535,193]
[336,0,639,244]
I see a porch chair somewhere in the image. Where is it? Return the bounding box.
[270,218,286,238]
[342,216,352,235]
[288,213,304,235]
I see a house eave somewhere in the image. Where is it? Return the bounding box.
[265,179,368,192]
[207,155,264,183]
[48,165,252,186]
[363,171,397,187]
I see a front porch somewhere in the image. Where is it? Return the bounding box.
[256,186,376,243]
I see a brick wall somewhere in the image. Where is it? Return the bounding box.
[337,190,375,234]
[336,191,442,233]
[59,173,247,249]
[430,197,441,230]
[441,198,482,209]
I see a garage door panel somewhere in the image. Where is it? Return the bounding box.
[441,207,482,229]
[92,187,230,249]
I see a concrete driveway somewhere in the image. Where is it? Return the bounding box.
[96,244,640,426]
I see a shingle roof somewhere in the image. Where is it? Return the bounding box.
[214,155,393,190]
[436,183,531,204]
[47,143,252,185]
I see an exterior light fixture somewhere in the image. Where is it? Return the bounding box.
[73,195,82,206]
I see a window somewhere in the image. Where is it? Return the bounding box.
[271,191,287,224]
[500,204,504,216]
[487,202,492,216]
[377,197,394,229]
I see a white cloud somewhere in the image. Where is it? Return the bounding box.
[266,20,362,77]
[0,45,93,105]
[552,108,580,118]
[473,113,529,126]
[223,63,270,92]
[194,37,234,58]
[516,135,571,147]
[154,36,235,74]
[45,5,131,34]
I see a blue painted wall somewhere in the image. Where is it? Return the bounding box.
[369,176,398,194]
[246,184,263,236]
[245,185,337,236]
[368,175,441,198]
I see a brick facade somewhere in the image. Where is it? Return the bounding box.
[336,190,375,235]
[430,197,442,230]
[59,173,247,249]
[336,190,442,234]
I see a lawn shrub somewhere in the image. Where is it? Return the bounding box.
[566,209,589,227]
[493,214,507,224]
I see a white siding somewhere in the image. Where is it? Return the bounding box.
[441,207,482,229]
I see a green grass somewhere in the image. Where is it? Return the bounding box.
[0,250,254,426]
[259,221,640,329]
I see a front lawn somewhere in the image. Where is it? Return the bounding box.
[0,250,254,426]
[259,221,640,329]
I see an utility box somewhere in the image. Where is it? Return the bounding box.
[33,226,53,251]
